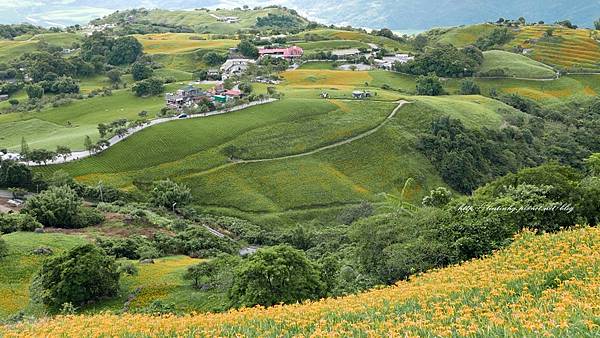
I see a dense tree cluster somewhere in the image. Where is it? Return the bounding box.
[255,14,305,30]
[474,27,514,50]
[417,116,541,193]
[80,32,143,66]
[396,44,484,77]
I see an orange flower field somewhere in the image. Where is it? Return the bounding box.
[2,226,600,337]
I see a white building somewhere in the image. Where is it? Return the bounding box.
[220,59,256,80]
[331,48,362,59]
[374,54,415,70]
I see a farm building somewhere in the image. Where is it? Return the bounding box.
[0,95,8,101]
[374,54,415,70]
[331,48,362,59]
[220,59,256,80]
[352,91,372,99]
[258,46,304,60]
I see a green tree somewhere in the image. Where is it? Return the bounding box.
[229,245,325,307]
[184,254,241,290]
[25,84,44,99]
[20,137,29,156]
[595,19,600,30]
[23,185,82,228]
[237,40,259,59]
[459,79,481,95]
[0,237,7,258]
[238,82,253,94]
[149,179,192,209]
[585,153,600,176]
[132,77,164,97]
[131,62,153,81]
[416,73,443,96]
[202,52,226,66]
[55,145,71,161]
[84,135,93,152]
[31,244,120,310]
[422,187,452,207]
[106,69,121,84]
[107,36,143,65]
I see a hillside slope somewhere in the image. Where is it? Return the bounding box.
[4,227,600,336]
[479,50,556,79]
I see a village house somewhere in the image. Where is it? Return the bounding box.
[0,94,9,102]
[258,46,304,60]
[165,85,209,111]
[373,54,414,70]
[352,90,372,99]
[220,59,255,80]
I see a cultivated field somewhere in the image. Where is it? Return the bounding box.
[135,33,238,54]
[509,25,600,73]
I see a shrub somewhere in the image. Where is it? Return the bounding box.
[23,186,82,228]
[0,213,43,234]
[416,73,444,96]
[31,244,120,310]
[458,79,481,95]
[337,201,374,225]
[149,180,192,209]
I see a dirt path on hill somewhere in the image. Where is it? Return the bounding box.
[183,100,410,178]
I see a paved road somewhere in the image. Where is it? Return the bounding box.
[2,99,277,166]
[184,100,410,178]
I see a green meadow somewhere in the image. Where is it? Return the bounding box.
[479,50,556,79]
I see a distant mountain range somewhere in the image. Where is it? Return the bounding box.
[2,0,599,30]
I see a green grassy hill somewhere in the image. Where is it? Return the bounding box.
[432,23,497,47]
[478,50,556,79]
[41,71,526,224]
[289,28,413,51]
[96,7,309,35]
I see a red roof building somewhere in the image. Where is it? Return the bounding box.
[258,46,304,60]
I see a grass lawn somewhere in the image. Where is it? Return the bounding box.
[135,33,238,54]
[0,232,88,320]
[296,40,370,52]
[479,50,556,79]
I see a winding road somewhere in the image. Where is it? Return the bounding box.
[1,99,277,166]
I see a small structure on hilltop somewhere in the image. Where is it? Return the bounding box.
[374,54,415,70]
[165,85,210,111]
[220,59,255,80]
[258,46,304,60]
[210,13,240,23]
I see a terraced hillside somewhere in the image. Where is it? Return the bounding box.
[4,226,600,337]
[509,25,600,73]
